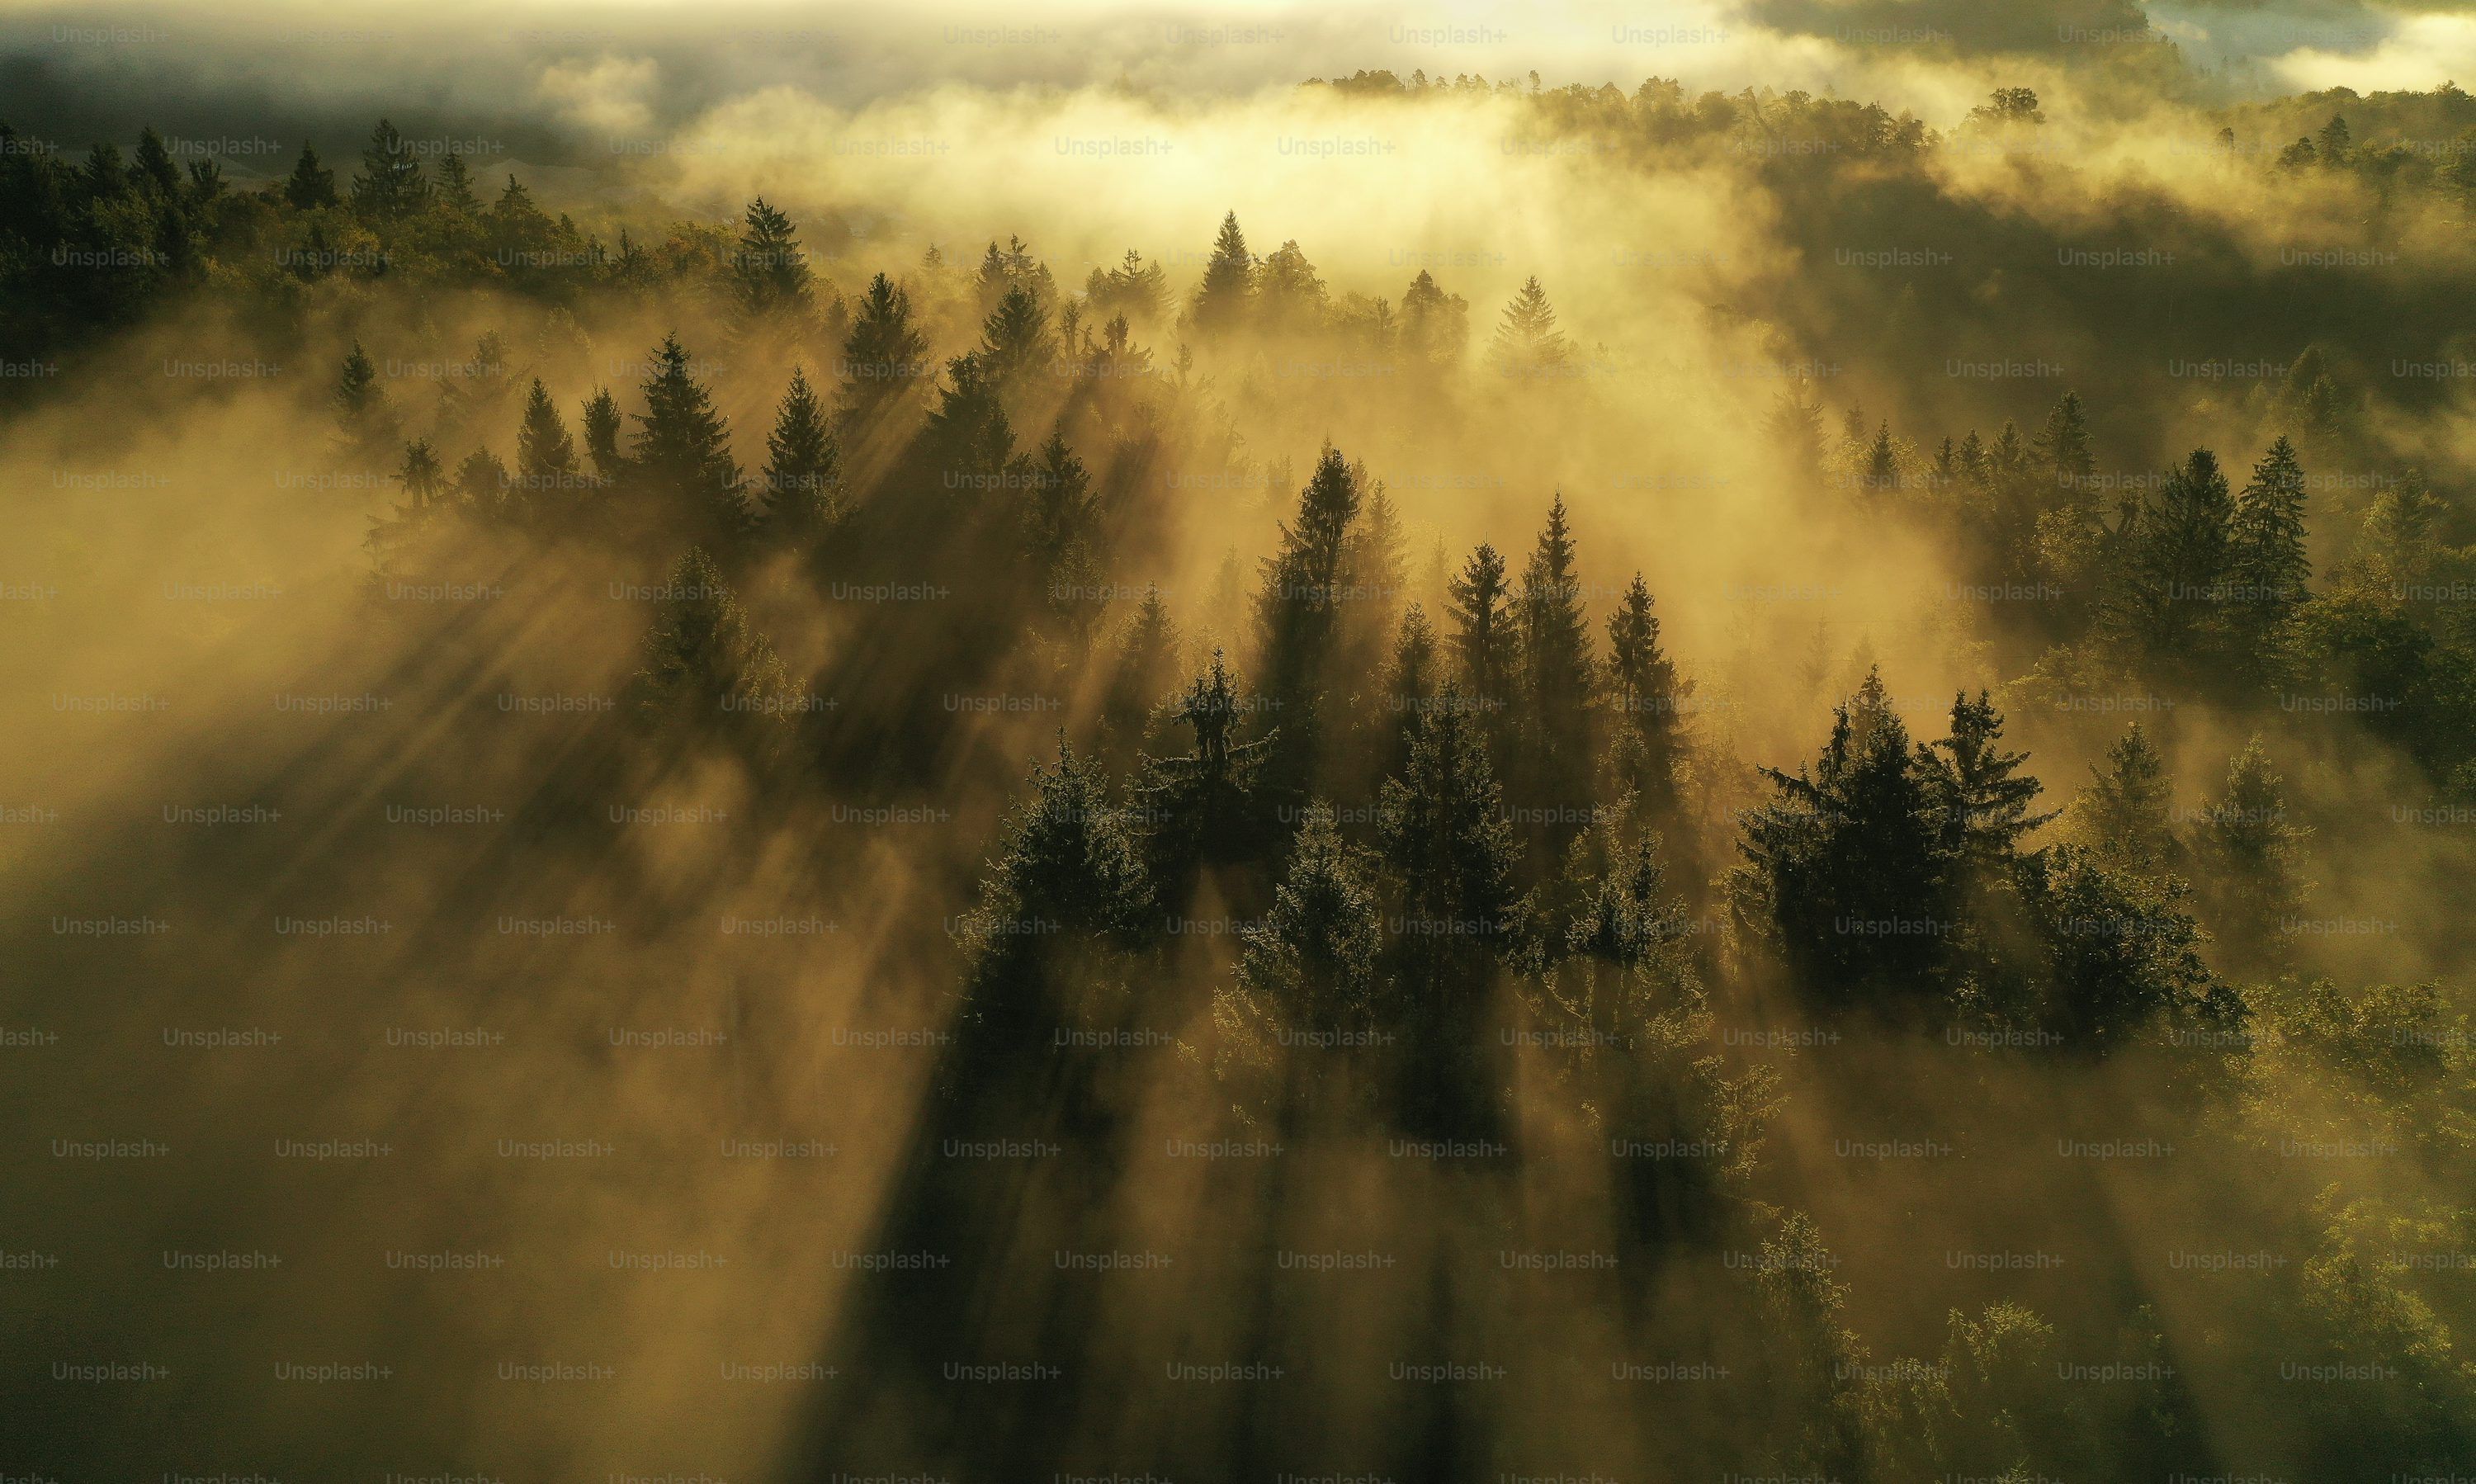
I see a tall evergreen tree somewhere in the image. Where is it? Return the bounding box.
[2033,390,2096,491]
[835,272,932,435]
[1253,239,1329,334]
[629,333,744,545]
[1604,574,1690,821]
[1445,542,1519,735]
[1189,210,1255,333]
[513,377,579,526]
[1924,691,2057,867]
[631,546,803,747]
[1101,586,1180,771]
[1516,495,1595,823]
[1399,269,1471,369]
[2113,448,2235,659]
[283,143,337,210]
[1383,603,1442,781]
[332,339,398,465]
[2067,723,2179,880]
[1253,446,1364,791]
[759,366,844,544]
[348,119,428,221]
[2227,436,2311,647]
[1487,276,1573,378]
[1139,650,1279,895]
[731,197,815,322]
[433,151,479,215]
[580,388,626,485]
[1376,678,1525,1132]
[1732,669,1949,1001]
[976,281,1056,389]
[2196,735,2311,968]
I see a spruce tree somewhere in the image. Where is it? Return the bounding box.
[2068,723,2179,880]
[631,546,803,742]
[1516,494,1595,822]
[758,366,843,544]
[731,196,814,322]
[1446,542,1519,733]
[835,272,932,434]
[580,388,626,485]
[1101,586,1180,770]
[332,340,398,466]
[433,152,479,214]
[1732,669,1949,1001]
[2196,735,2311,967]
[1253,446,1363,790]
[2227,435,2310,643]
[1487,276,1572,378]
[2033,390,2096,489]
[1253,239,1329,334]
[976,281,1056,388]
[132,127,180,198]
[1084,248,1169,326]
[1383,603,1441,780]
[1924,691,2056,867]
[1189,210,1255,333]
[1604,574,1690,820]
[283,144,337,210]
[2115,448,2234,659]
[629,333,744,545]
[513,377,579,526]
[1377,679,1524,1132]
[1217,800,1385,1122]
[348,119,427,220]
[1138,650,1278,895]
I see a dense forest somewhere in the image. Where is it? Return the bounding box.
[6,25,2476,1484]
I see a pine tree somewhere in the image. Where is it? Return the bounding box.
[1516,494,1595,821]
[1024,428,1101,635]
[2314,115,2353,166]
[972,234,1055,312]
[283,143,337,210]
[1377,679,1524,1132]
[629,333,744,545]
[1487,276,1572,378]
[1399,269,1470,369]
[732,196,815,323]
[835,272,932,434]
[1604,574,1690,820]
[1766,389,1826,483]
[2227,436,2310,645]
[332,340,398,465]
[2068,723,2179,879]
[453,447,510,523]
[366,437,448,569]
[918,352,1021,493]
[1860,423,1897,493]
[1138,650,1279,894]
[513,377,579,526]
[1732,669,1949,1000]
[2033,390,2096,490]
[970,738,1153,957]
[1383,603,1441,779]
[433,151,478,214]
[759,366,843,544]
[631,546,803,742]
[131,127,180,198]
[2196,735,2311,967]
[1101,586,1180,770]
[2114,448,2234,659]
[348,119,428,220]
[1218,800,1384,1121]
[581,388,626,485]
[1253,446,1364,789]
[976,281,1056,387]
[1925,691,2057,867]
[1446,542,1519,731]
[1189,211,1255,332]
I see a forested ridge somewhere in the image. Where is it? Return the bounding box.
[6,61,2476,1484]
